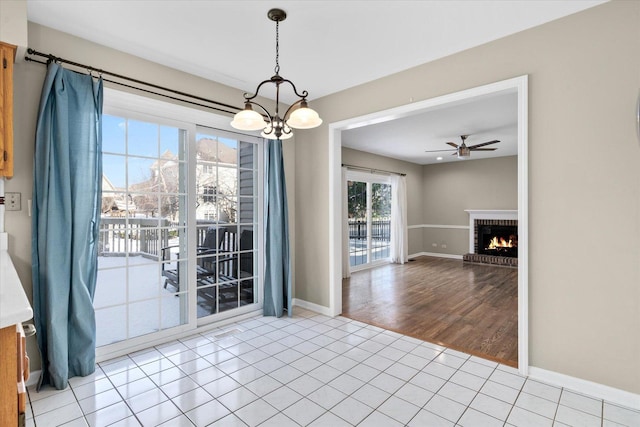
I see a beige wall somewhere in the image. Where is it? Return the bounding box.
[422,156,517,225]
[295,1,640,393]
[7,23,297,370]
[0,0,27,51]
[422,156,517,256]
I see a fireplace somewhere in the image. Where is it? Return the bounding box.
[463,210,518,267]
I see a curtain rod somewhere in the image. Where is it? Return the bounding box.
[24,48,242,116]
[342,163,406,177]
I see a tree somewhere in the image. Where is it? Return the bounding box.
[347,181,391,220]
[347,181,367,220]
[371,183,391,219]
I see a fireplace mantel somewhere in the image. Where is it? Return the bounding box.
[465,210,517,253]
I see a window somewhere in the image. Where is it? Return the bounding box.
[202,185,217,204]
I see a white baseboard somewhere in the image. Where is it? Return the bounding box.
[292,298,333,316]
[528,366,640,411]
[409,251,463,260]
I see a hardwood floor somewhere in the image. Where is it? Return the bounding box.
[342,256,518,367]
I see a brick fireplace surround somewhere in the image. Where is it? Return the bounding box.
[463,210,518,268]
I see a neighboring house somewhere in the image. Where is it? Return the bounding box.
[128,149,180,219]
[195,138,239,223]
[101,140,240,222]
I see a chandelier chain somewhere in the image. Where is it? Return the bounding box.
[274,20,280,75]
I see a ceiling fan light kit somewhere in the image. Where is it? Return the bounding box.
[457,145,470,159]
[230,8,323,140]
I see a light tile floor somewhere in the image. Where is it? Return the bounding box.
[26,309,640,426]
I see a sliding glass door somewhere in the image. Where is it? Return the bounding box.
[95,92,263,354]
[347,171,392,270]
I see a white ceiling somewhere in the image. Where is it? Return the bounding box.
[342,89,518,165]
[27,0,605,163]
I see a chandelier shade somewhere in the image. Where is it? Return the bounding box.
[230,8,322,140]
[230,104,265,131]
[287,101,323,129]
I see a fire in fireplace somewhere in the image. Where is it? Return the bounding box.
[478,224,518,258]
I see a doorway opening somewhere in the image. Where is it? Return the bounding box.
[328,75,529,374]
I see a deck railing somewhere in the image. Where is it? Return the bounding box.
[98,217,172,260]
[98,217,234,260]
[348,219,391,241]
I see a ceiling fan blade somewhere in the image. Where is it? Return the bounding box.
[467,140,500,149]
[446,142,459,148]
[471,148,498,151]
[425,149,456,153]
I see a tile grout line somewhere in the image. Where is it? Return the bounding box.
[501,370,528,427]
[100,354,156,426]
[452,357,497,426]
[555,388,567,425]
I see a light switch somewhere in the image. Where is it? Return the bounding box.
[5,192,21,211]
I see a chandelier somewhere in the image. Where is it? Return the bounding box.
[230,8,322,140]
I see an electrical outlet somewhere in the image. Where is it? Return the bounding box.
[441,244,447,249]
[432,243,437,247]
[5,192,21,211]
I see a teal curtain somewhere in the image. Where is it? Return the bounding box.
[32,63,103,390]
[263,139,292,317]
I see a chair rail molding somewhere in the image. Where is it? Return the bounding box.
[408,224,470,230]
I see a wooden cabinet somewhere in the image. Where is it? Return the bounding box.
[0,250,32,427]
[0,323,27,427]
[0,42,16,178]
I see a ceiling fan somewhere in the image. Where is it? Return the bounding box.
[425,135,499,159]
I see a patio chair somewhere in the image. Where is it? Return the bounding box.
[215,229,255,310]
[161,227,234,291]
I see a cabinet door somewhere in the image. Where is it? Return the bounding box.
[0,42,16,178]
[0,325,18,427]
